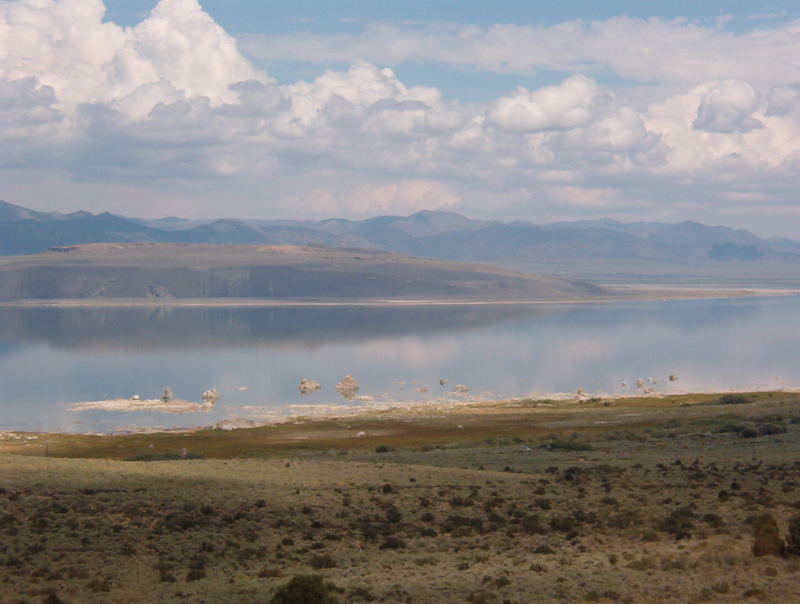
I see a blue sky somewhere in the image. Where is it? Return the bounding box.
[102,1,799,32]
[2,0,800,236]
[102,1,800,100]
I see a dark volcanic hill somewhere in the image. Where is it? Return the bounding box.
[0,243,606,302]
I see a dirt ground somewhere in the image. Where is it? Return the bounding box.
[2,391,800,603]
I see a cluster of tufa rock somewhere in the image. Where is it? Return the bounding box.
[335,375,360,400]
[298,378,321,395]
[202,388,219,405]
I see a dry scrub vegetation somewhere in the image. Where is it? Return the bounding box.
[2,391,800,602]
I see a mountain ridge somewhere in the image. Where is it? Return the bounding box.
[1,200,798,283]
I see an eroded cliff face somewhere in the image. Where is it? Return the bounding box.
[0,243,605,302]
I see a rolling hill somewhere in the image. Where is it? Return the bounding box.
[0,243,606,302]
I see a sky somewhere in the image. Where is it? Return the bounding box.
[2,1,800,236]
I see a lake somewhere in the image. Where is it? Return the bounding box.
[0,295,798,432]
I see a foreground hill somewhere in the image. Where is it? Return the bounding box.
[0,243,606,302]
[2,391,800,603]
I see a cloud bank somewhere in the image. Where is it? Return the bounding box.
[1,0,800,233]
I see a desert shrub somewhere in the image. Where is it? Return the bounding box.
[359,523,379,541]
[155,559,176,583]
[661,507,696,539]
[385,505,402,524]
[186,568,206,582]
[258,567,284,578]
[374,445,394,453]
[719,394,749,405]
[123,452,203,461]
[452,526,475,538]
[379,536,406,549]
[540,440,593,452]
[521,514,546,534]
[270,575,339,604]
[786,515,800,556]
[444,515,483,534]
[160,511,209,532]
[549,515,576,533]
[348,587,376,601]
[466,591,499,604]
[626,557,655,571]
[607,510,639,529]
[493,575,511,588]
[660,556,688,570]
[87,577,111,592]
[758,424,787,436]
[414,556,438,567]
[451,494,477,507]
[743,588,765,598]
[714,423,745,434]
[255,499,267,508]
[310,554,337,569]
[702,513,726,529]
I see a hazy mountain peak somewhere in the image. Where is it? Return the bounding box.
[392,209,488,237]
[0,201,798,285]
[0,200,53,221]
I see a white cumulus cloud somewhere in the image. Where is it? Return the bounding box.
[487,75,604,132]
[693,79,763,133]
[1,1,800,232]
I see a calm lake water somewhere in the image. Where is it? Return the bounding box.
[1,295,798,432]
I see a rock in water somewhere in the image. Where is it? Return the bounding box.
[298,378,321,395]
[335,375,360,400]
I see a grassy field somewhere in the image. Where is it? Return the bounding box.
[2,391,800,602]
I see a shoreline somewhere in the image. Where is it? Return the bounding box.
[3,387,799,440]
[0,286,796,308]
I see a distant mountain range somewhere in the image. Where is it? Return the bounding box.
[2,200,799,284]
